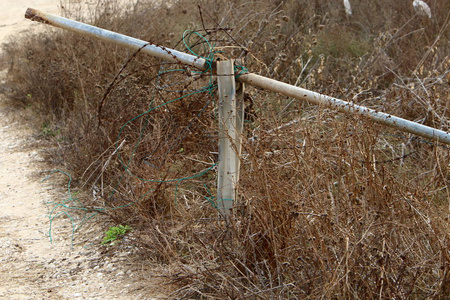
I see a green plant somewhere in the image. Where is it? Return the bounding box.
[40,123,60,137]
[101,225,132,245]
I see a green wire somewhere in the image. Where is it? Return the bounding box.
[44,30,244,246]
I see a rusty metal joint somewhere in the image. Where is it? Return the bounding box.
[25,8,52,25]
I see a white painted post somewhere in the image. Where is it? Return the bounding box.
[216,60,244,218]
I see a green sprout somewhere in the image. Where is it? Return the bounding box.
[101,225,132,245]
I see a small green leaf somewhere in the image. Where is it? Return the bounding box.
[101,225,132,245]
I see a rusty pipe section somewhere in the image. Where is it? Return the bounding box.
[25,8,450,145]
[25,8,208,70]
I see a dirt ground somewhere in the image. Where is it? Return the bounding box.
[0,1,167,299]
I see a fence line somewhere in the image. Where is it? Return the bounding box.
[25,8,450,216]
[25,8,450,145]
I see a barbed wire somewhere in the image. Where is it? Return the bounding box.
[42,28,448,247]
[43,30,228,245]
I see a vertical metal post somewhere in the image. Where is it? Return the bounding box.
[235,80,245,184]
[217,60,244,218]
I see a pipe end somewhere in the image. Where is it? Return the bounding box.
[25,8,51,25]
[25,8,37,20]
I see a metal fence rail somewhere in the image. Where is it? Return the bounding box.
[237,73,450,144]
[25,8,450,145]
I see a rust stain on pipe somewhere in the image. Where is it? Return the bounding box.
[25,8,52,25]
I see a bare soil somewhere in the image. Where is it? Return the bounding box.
[0,2,166,299]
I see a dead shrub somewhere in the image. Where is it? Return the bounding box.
[3,0,449,298]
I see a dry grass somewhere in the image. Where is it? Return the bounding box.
[3,0,450,298]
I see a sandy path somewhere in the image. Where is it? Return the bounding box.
[0,2,165,299]
[0,98,151,300]
[0,0,62,41]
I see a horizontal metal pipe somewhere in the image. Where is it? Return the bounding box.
[238,73,450,145]
[24,8,208,70]
[25,8,450,145]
